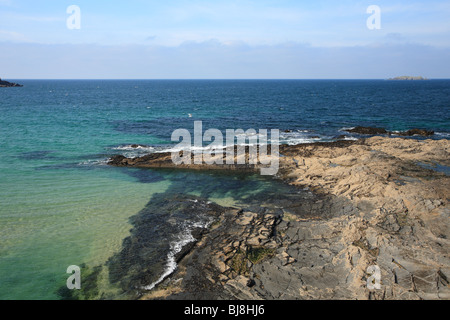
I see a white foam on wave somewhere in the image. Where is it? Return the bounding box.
[78,159,109,166]
[113,145,155,152]
[340,136,359,141]
[111,129,361,158]
[110,145,156,158]
[282,138,319,145]
[115,145,153,150]
[339,127,356,132]
[154,144,229,154]
[279,130,325,145]
[436,132,450,138]
[155,142,274,154]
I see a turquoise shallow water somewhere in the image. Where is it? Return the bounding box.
[0,80,449,299]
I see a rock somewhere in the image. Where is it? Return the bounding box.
[107,155,127,166]
[345,126,388,135]
[395,129,434,137]
[0,78,23,87]
[343,126,434,137]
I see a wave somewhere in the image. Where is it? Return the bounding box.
[339,127,356,132]
[279,130,327,145]
[77,159,109,166]
[114,144,155,152]
[149,142,277,155]
[109,144,156,158]
[109,129,360,159]
[282,138,322,145]
[435,132,450,138]
[338,136,359,141]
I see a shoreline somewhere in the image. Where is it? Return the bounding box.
[108,135,449,300]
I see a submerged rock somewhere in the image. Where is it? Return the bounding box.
[394,128,435,137]
[344,126,434,137]
[345,126,388,135]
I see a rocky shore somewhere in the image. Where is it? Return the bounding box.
[109,135,449,300]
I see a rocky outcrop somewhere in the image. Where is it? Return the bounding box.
[0,78,23,87]
[345,126,388,135]
[107,145,270,172]
[344,126,434,137]
[136,136,449,300]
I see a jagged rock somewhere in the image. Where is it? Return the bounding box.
[108,155,127,166]
[345,126,388,135]
[344,126,434,137]
[395,129,435,137]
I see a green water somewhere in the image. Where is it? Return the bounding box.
[0,164,169,299]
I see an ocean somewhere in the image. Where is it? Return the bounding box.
[0,79,449,299]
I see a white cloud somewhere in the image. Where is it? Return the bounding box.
[0,29,28,42]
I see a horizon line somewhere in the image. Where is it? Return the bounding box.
[5,78,450,81]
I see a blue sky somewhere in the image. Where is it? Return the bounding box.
[1,0,449,78]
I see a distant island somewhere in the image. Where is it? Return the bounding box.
[388,76,428,81]
[0,78,23,87]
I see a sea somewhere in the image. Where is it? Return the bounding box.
[0,79,449,300]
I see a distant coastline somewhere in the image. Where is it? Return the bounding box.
[388,76,428,81]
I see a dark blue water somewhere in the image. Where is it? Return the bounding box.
[3,80,449,146]
[103,79,450,141]
[0,79,449,299]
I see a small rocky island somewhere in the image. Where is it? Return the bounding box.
[388,76,428,81]
[0,78,23,87]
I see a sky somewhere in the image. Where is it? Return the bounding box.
[1,0,449,79]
